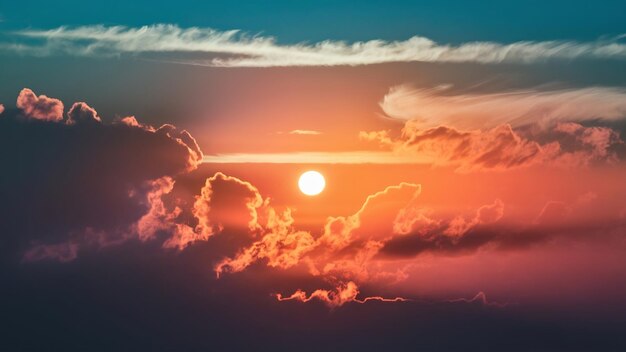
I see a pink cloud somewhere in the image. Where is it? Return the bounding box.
[16,88,64,121]
[66,102,102,124]
[22,242,79,263]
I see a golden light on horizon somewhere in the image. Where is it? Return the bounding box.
[298,170,326,196]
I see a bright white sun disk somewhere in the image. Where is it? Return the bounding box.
[298,171,326,196]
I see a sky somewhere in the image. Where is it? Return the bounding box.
[1,1,626,351]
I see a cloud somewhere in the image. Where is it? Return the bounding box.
[16,88,64,121]
[3,24,626,67]
[287,129,322,135]
[380,85,626,130]
[193,180,425,284]
[0,88,202,260]
[320,182,422,250]
[275,281,409,308]
[378,191,618,259]
[163,172,264,250]
[362,121,624,172]
[202,151,428,164]
[215,206,316,275]
[363,123,558,172]
[446,291,507,308]
[133,177,178,242]
[22,241,79,263]
[209,176,509,289]
[66,102,102,125]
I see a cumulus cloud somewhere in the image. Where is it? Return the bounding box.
[3,24,626,67]
[0,88,202,260]
[381,85,626,130]
[207,175,510,290]
[170,178,423,283]
[215,206,316,275]
[320,182,422,250]
[66,102,102,125]
[163,172,264,250]
[16,88,64,121]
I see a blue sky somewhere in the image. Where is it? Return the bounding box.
[1,0,625,43]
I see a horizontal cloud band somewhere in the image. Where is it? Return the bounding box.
[2,24,626,67]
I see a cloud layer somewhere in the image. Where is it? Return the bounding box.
[362,122,624,172]
[3,24,626,67]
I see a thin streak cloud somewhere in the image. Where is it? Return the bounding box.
[3,24,626,67]
[202,151,433,164]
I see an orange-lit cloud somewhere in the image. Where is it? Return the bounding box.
[164,172,264,250]
[362,121,624,172]
[275,281,409,308]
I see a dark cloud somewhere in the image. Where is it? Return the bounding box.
[0,89,202,261]
[66,102,102,125]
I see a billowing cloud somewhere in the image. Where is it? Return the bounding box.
[215,206,316,275]
[320,182,422,250]
[66,102,102,125]
[380,85,626,130]
[209,175,510,290]
[16,88,64,121]
[0,88,202,260]
[3,24,626,67]
[163,172,264,250]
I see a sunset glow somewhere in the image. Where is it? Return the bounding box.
[1,2,626,351]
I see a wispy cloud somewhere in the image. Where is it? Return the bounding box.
[3,24,626,67]
[203,151,432,164]
[287,129,322,135]
[276,129,322,135]
[381,85,626,129]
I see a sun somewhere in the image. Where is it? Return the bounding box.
[298,170,326,196]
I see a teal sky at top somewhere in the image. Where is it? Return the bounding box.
[1,0,625,44]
